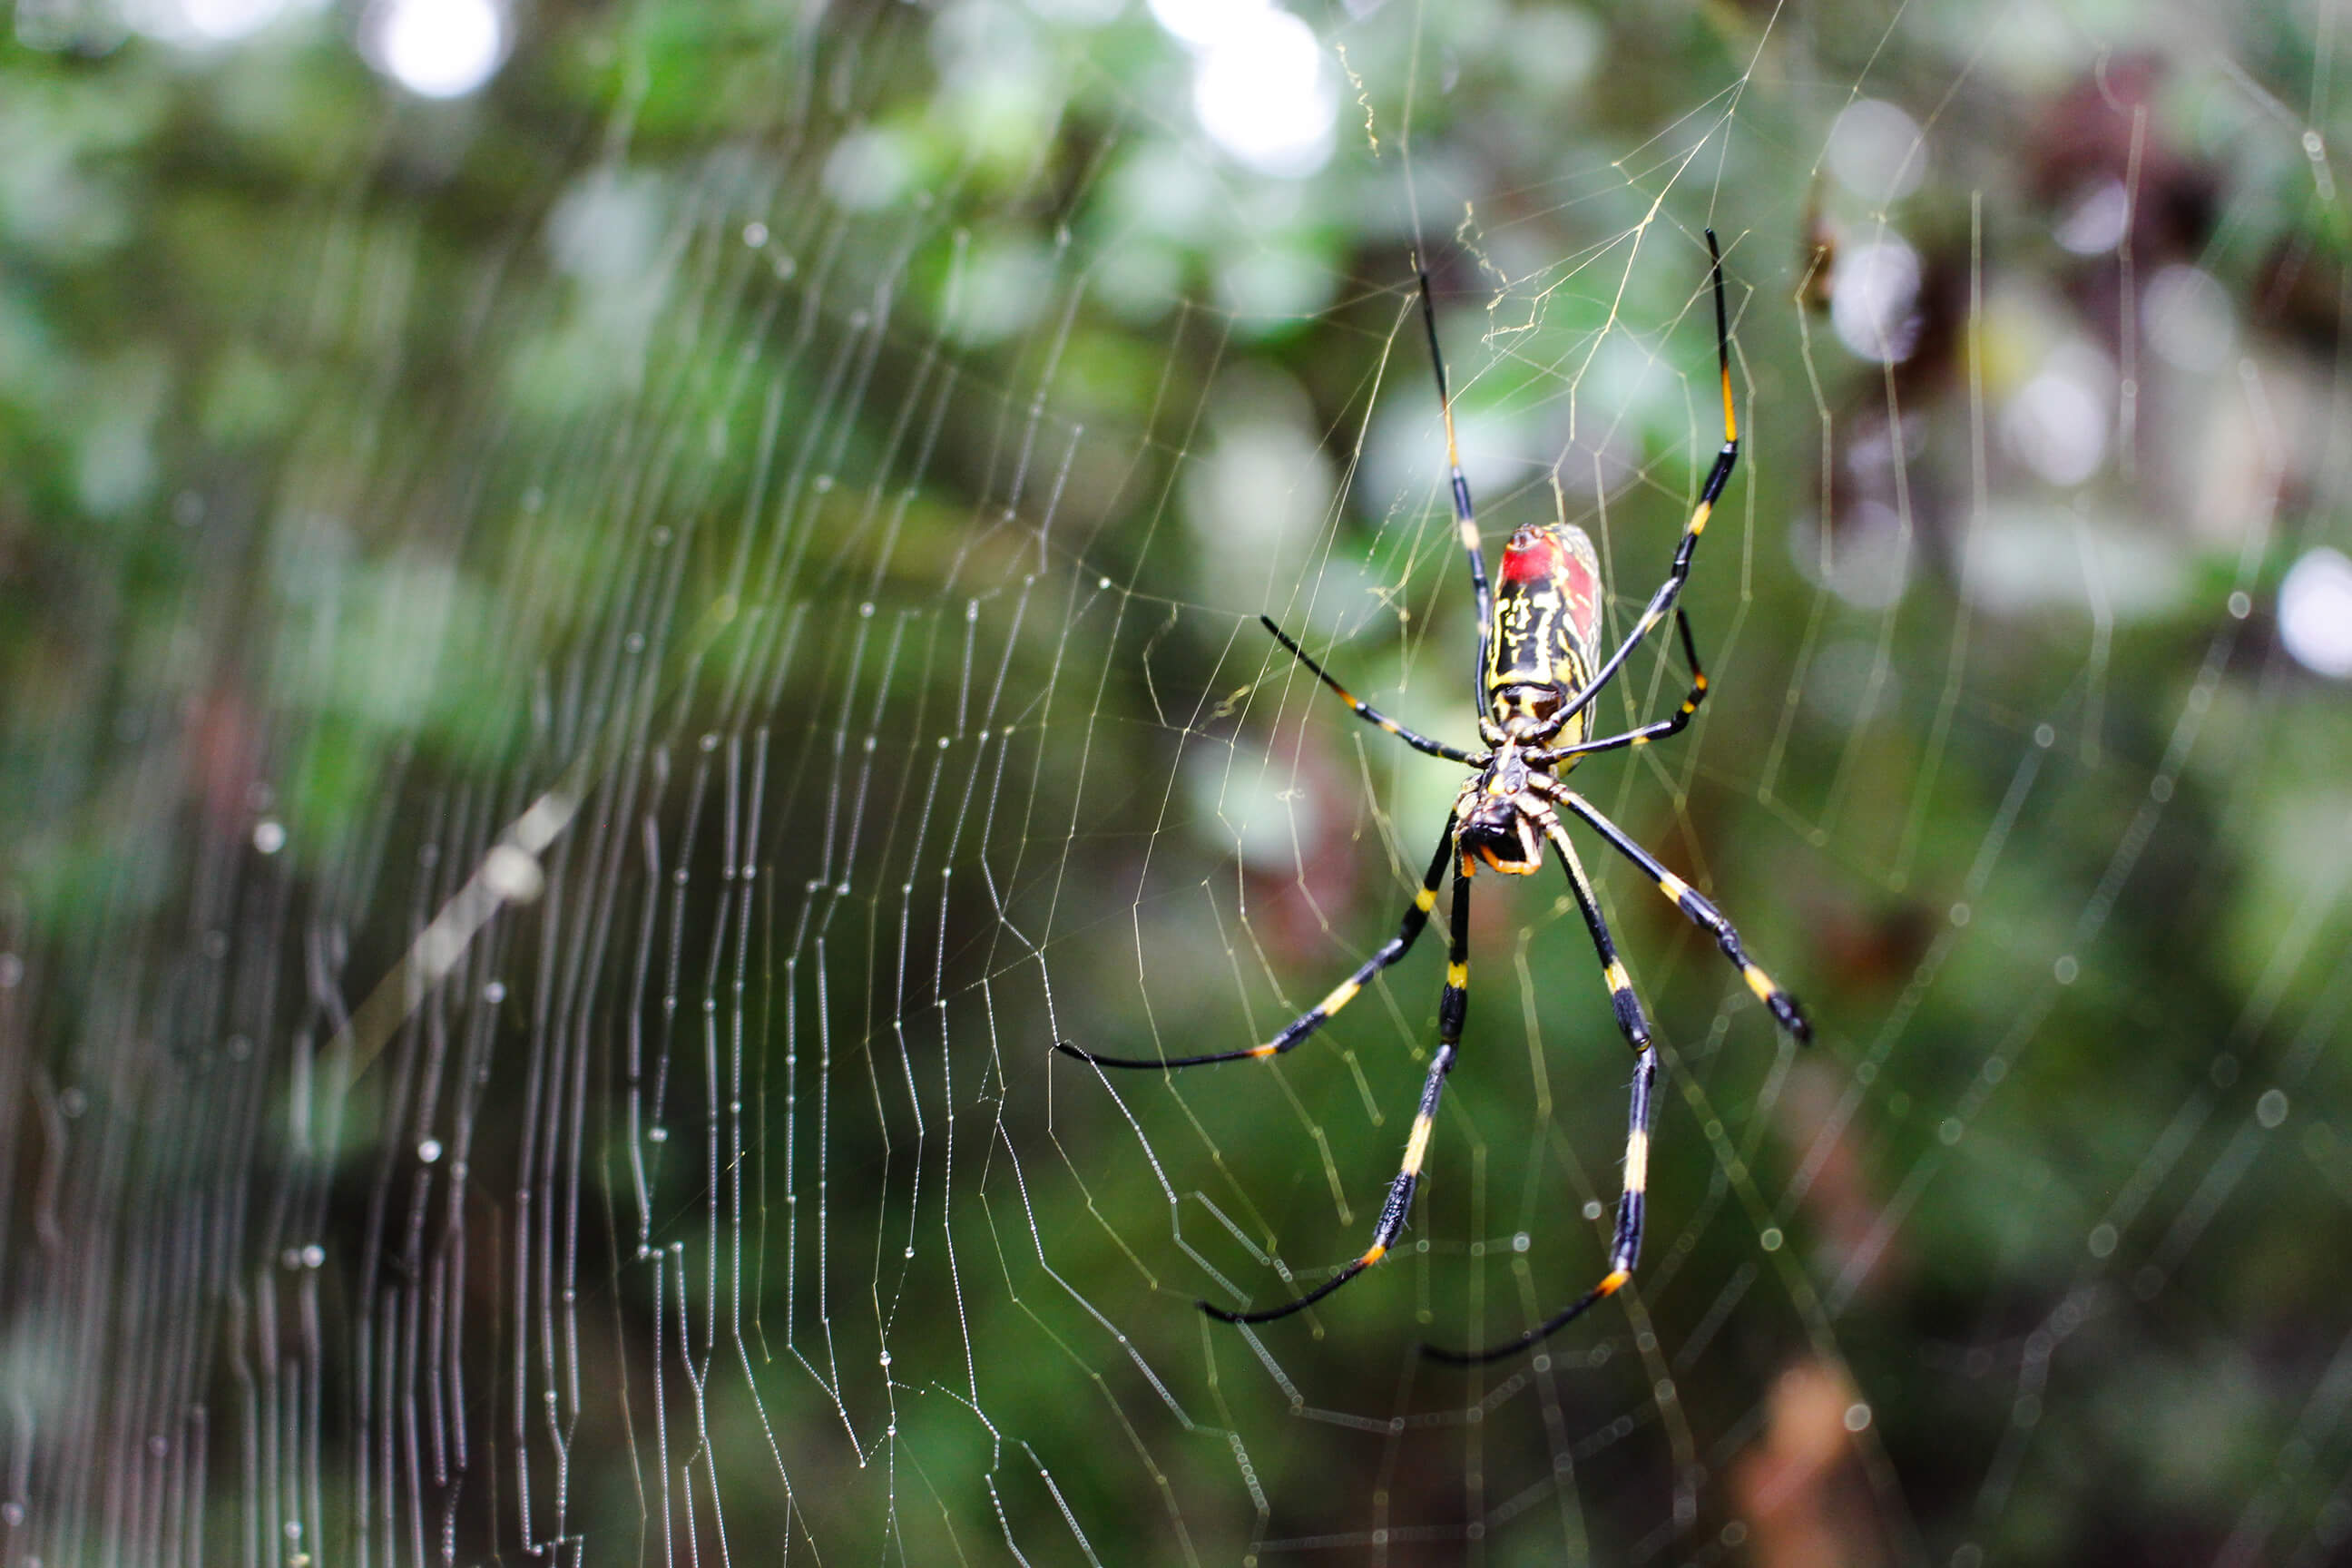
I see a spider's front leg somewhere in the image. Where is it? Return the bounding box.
[1548,228,1740,743]
[1054,813,1460,1071]
[1259,616,1485,765]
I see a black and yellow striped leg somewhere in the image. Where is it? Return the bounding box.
[1555,789,1812,1044]
[1416,261,1494,707]
[1259,617,1485,766]
[1540,818,1651,1054]
[1535,612,1710,764]
[1551,229,1737,741]
[1056,818,1458,1071]
[1426,1042,1655,1365]
[1422,818,1656,1363]
[1205,863,1474,1326]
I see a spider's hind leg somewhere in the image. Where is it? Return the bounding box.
[1205,857,1477,1326]
[1420,815,1661,1366]
[1420,1032,1650,1367]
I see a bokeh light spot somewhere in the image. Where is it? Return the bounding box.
[1827,99,1926,201]
[1149,0,1335,177]
[2053,180,2130,255]
[182,0,288,42]
[1190,8,1336,177]
[1146,0,1265,50]
[2279,546,2352,679]
[822,128,916,211]
[2003,344,2111,486]
[366,0,505,99]
[1831,239,1922,364]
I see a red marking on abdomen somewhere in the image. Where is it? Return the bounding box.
[1501,537,1560,583]
[1558,551,1600,646]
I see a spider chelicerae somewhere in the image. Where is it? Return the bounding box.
[1059,230,1811,1365]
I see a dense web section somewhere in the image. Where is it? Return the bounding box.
[6,1,2352,1564]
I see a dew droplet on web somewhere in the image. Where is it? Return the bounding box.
[482,845,544,903]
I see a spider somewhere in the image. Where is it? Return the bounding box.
[1058,230,1810,1366]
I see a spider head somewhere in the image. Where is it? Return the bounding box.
[1458,790,1544,876]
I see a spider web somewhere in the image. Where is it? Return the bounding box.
[5,0,2352,1564]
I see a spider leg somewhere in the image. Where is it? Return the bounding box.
[1425,1048,1654,1365]
[1204,859,1474,1326]
[1056,814,1458,1070]
[1535,612,1708,764]
[1551,229,1737,741]
[1423,818,1657,1365]
[1552,787,1812,1043]
[1259,616,1485,766]
[1415,261,1495,708]
[1535,808,1652,1053]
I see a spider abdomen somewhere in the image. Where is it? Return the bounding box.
[1486,523,1602,737]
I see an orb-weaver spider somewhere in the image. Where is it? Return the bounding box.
[1058,230,1810,1366]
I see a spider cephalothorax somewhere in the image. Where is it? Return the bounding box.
[1059,230,1812,1366]
[1453,746,1543,875]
